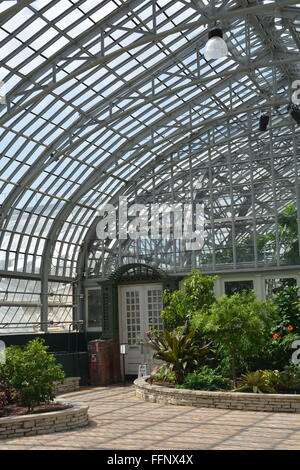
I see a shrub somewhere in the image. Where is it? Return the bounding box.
[192,291,274,382]
[146,326,211,385]
[161,270,217,329]
[149,365,176,384]
[0,338,65,411]
[233,370,278,393]
[275,364,300,392]
[272,286,300,336]
[177,366,230,391]
[233,368,300,394]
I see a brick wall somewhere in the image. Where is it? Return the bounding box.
[0,400,89,439]
[53,377,81,395]
[134,377,300,413]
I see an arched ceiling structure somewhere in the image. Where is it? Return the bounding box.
[0,0,300,298]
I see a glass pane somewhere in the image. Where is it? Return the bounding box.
[265,278,297,299]
[87,288,102,328]
[224,280,254,296]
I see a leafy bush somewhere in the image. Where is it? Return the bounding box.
[0,338,65,411]
[233,370,278,393]
[146,326,211,384]
[149,365,176,384]
[192,291,273,382]
[272,286,300,336]
[275,364,300,392]
[177,366,230,391]
[161,270,217,329]
[234,367,300,394]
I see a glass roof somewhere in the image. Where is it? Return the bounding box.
[0,0,300,280]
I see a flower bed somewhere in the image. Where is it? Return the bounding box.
[0,399,89,439]
[134,376,300,413]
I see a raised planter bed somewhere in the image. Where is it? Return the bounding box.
[134,376,300,413]
[0,400,89,439]
[53,377,81,395]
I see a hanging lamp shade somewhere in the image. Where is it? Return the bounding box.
[259,114,270,132]
[204,28,228,60]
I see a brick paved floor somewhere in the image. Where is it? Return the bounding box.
[1,384,300,450]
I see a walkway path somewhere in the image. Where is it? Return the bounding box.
[1,385,300,450]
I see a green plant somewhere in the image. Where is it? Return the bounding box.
[149,365,176,384]
[272,286,300,336]
[234,367,300,394]
[0,338,65,411]
[276,364,300,392]
[146,326,211,385]
[177,366,230,391]
[161,270,217,329]
[233,370,278,393]
[192,291,273,382]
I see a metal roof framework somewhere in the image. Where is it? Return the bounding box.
[0,0,300,330]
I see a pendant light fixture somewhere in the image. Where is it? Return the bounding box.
[259,113,270,132]
[204,28,228,61]
[288,104,300,125]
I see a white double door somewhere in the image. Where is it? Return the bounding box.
[119,284,163,375]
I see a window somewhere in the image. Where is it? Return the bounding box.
[224,280,254,296]
[86,288,102,329]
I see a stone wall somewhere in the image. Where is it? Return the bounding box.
[134,377,300,413]
[0,400,89,439]
[53,377,81,395]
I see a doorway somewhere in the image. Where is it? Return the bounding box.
[119,284,163,375]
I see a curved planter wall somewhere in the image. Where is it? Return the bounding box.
[0,400,89,439]
[134,377,300,413]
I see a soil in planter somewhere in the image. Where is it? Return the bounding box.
[0,402,71,418]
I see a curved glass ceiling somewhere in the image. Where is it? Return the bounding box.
[0,0,300,282]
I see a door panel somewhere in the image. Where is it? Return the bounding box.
[119,284,163,375]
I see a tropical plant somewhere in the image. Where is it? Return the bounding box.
[146,326,211,385]
[276,364,300,392]
[177,365,230,391]
[0,338,65,411]
[160,270,217,329]
[234,367,300,394]
[191,291,273,383]
[271,286,300,335]
[233,370,278,393]
[149,365,176,384]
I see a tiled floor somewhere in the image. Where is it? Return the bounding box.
[1,385,300,450]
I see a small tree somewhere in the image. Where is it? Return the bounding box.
[0,338,65,412]
[161,270,217,329]
[192,291,272,383]
[146,326,211,384]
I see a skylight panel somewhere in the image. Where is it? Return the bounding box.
[30,28,58,49]
[43,36,69,58]
[16,16,48,42]
[42,0,73,21]
[2,8,34,33]
[90,1,118,22]
[68,18,94,39]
